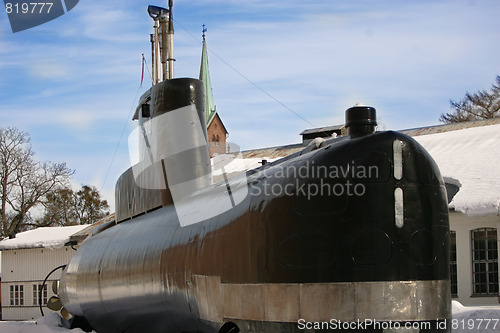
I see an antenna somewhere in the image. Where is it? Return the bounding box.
[166,0,174,80]
[147,2,175,83]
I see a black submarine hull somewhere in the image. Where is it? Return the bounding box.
[60,79,450,332]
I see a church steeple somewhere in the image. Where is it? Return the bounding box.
[199,25,217,126]
[199,25,228,157]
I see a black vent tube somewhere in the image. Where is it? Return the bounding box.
[345,105,377,138]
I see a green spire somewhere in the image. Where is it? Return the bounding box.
[199,29,217,126]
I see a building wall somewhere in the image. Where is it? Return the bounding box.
[450,211,500,306]
[1,246,76,320]
[207,114,227,157]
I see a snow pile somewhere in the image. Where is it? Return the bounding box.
[0,225,89,250]
[1,303,498,332]
[0,313,93,333]
[452,301,500,333]
[414,124,500,216]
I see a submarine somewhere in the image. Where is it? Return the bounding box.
[55,2,451,332]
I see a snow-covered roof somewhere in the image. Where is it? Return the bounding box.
[241,143,304,159]
[401,117,500,137]
[414,123,500,216]
[239,120,500,217]
[0,225,89,251]
[211,157,278,176]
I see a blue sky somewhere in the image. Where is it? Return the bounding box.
[1,0,499,210]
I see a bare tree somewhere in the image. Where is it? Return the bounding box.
[440,75,500,123]
[0,127,73,237]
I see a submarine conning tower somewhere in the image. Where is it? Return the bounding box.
[115,4,212,223]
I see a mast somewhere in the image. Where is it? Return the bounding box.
[166,0,174,80]
[148,2,175,83]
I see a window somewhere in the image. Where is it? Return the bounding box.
[450,231,458,297]
[471,228,499,296]
[9,285,24,306]
[33,284,48,306]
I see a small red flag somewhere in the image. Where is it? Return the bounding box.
[140,54,145,87]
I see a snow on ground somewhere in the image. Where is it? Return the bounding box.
[1,302,498,332]
[452,301,500,333]
[0,313,93,332]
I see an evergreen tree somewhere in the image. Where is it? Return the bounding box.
[38,185,109,226]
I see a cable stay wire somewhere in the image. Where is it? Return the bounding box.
[102,22,332,191]
[174,20,320,130]
[101,82,142,191]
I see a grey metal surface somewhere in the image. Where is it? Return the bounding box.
[194,279,451,323]
[60,193,249,332]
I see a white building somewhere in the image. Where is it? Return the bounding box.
[410,120,500,306]
[0,225,88,320]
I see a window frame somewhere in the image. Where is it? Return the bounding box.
[33,283,48,306]
[471,228,499,296]
[450,230,458,298]
[9,284,24,306]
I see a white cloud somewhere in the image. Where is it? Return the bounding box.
[31,59,69,79]
[60,111,95,130]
